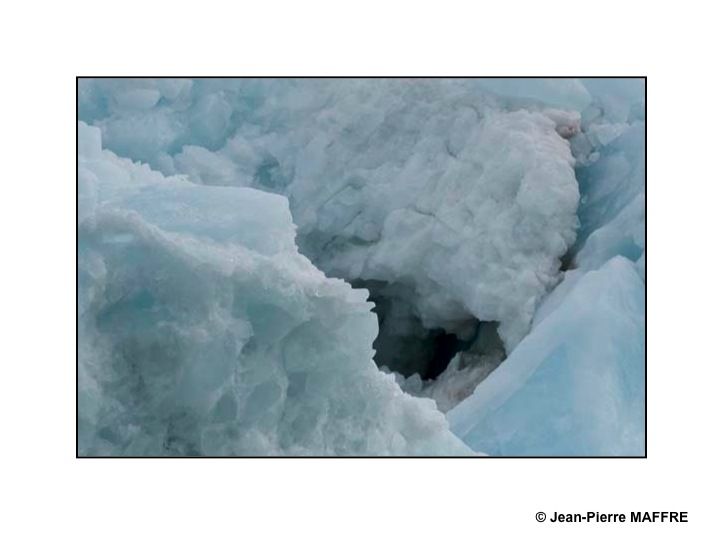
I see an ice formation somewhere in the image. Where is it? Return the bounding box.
[77,78,645,456]
[448,257,645,455]
[77,122,472,456]
[447,79,646,455]
[79,79,581,374]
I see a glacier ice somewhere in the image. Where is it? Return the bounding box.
[77,78,645,456]
[79,78,581,371]
[474,78,593,111]
[77,121,472,456]
[447,256,645,456]
[446,79,645,455]
[574,124,645,271]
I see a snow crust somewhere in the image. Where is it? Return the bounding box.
[77,121,472,456]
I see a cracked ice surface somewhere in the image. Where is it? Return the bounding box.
[77,121,472,456]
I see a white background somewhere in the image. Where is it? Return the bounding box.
[1,0,717,538]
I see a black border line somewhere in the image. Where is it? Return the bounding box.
[76,76,647,459]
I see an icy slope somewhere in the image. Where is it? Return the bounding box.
[448,257,645,456]
[77,122,472,456]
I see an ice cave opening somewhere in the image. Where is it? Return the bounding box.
[344,278,507,410]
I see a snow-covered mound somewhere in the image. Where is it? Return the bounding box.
[77,122,472,456]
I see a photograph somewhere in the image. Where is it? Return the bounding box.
[4,2,719,538]
[77,77,646,457]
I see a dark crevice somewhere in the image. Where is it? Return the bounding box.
[559,250,576,272]
[426,330,470,380]
[352,278,491,381]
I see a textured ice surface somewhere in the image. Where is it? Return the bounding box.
[448,257,645,456]
[574,124,645,271]
[447,79,645,455]
[77,122,472,456]
[78,78,645,456]
[79,78,581,365]
[475,78,593,111]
